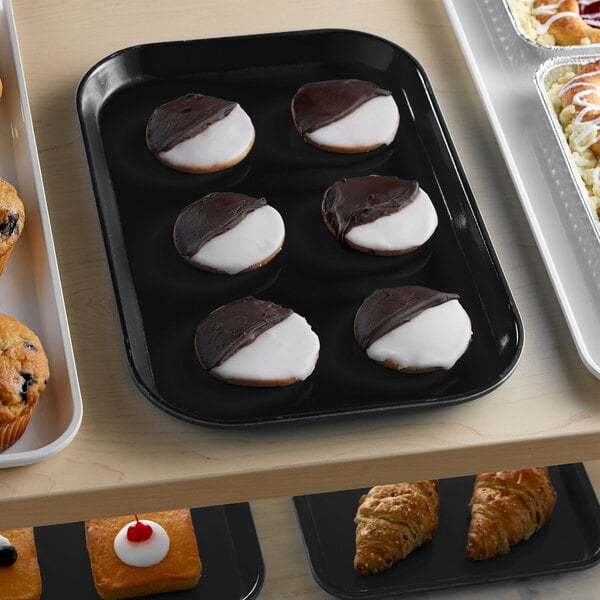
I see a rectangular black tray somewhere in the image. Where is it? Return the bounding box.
[293,463,600,598]
[33,503,263,599]
[76,28,523,427]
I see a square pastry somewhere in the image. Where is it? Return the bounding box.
[85,509,201,600]
[0,527,42,600]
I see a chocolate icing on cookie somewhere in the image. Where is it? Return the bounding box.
[195,297,293,370]
[354,286,460,351]
[174,192,267,259]
[293,79,392,134]
[323,176,419,240]
[146,93,237,153]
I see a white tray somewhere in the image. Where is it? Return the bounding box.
[444,0,600,380]
[0,0,82,466]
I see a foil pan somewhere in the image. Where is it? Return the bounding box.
[535,54,600,245]
[502,0,600,52]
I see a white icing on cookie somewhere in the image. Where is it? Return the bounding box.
[344,188,438,252]
[211,312,320,382]
[305,95,399,150]
[158,104,254,170]
[113,520,170,567]
[190,205,285,274]
[366,299,472,370]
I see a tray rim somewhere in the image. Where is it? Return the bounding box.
[0,0,83,466]
[75,27,524,428]
[293,463,600,599]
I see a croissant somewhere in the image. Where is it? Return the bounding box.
[533,0,600,45]
[353,480,439,575]
[466,467,556,560]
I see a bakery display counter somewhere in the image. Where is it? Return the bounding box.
[0,0,598,552]
[9,461,599,599]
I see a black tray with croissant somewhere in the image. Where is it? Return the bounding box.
[293,463,600,598]
[76,28,523,427]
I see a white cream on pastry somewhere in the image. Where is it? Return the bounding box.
[0,535,11,549]
[189,205,285,274]
[113,520,170,567]
[158,104,254,170]
[366,299,472,371]
[344,188,438,252]
[305,95,399,150]
[532,3,580,34]
[211,312,320,382]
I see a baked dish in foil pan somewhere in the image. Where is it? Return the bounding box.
[536,55,600,236]
[505,0,600,49]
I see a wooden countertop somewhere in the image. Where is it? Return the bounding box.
[0,0,598,537]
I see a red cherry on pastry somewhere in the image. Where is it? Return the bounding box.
[127,515,153,542]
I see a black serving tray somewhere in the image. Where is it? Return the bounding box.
[293,464,600,598]
[76,28,523,427]
[33,503,263,599]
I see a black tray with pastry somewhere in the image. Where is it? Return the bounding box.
[76,28,523,427]
[32,502,263,599]
[293,463,600,598]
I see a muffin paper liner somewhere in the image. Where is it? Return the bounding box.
[0,400,37,452]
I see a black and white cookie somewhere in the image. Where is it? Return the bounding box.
[322,175,438,255]
[173,192,285,274]
[194,297,320,386]
[146,93,255,173]
[291,79,399,152]
[354,286,472,372]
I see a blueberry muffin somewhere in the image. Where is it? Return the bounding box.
[0,179,25,276]
[0,314,49,451]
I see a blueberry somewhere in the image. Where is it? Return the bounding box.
[0,545,17,566]
[0,214,19,236]
[24,341,36,351]
[19,372,36,400]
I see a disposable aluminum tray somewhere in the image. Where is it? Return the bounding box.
[535,55,600,245]
[76,28,523,428]
[445,0,600,380]
[0,0,82,466]
[294,463,600,598]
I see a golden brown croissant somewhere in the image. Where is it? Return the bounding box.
[533,0,600,45]
[353,480,439,575]
[466,467,556,560]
